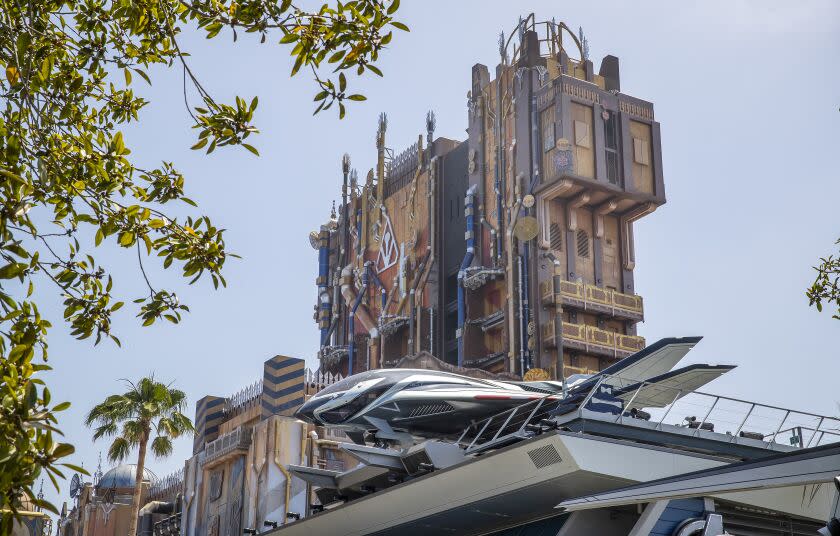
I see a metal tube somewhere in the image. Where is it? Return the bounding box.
[517,255,525,376]
[732,403,756,441]
[318,231,331,347]
[768,410,791,446]
[806,416,826,448]
[407,289,416,353]
[457,185,478,367]
[616,380,647,423]
[347,266,370,376]
[693,396,720,437]
[655,389,684,430]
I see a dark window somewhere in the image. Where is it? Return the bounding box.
[576,229,590,258]
[549,223,563,251]
[445,310,458,341]
[604,111,621,185]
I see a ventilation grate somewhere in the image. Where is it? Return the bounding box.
[527,444,563,468]
[549,223,563,251]
[576,229,590,258]
[408,402,455,418]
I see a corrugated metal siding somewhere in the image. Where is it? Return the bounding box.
[649,499,706,536]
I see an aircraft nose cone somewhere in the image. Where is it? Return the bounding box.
[295,398,324,424]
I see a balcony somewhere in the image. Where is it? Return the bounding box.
[541,320,645,359]
[202,426,251,468]
[540,278,643,321]
[315,457,346,472]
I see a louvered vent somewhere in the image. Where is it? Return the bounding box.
[576,229,590,258]
[517,384,554,394]
[714,501,824,536]
[408,402,455,418]
[549,223,563,251]
[527,444,563,468]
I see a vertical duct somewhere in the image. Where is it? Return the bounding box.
[347,264,370,376]
[318,229,331,347]
[457,185,478,367]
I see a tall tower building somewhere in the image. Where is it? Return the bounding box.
[312,16,665,380]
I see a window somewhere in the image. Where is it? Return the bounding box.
[604,111,620,185]
[633,137,650,166]
[549,223,563,251]
[574,120,591,148]
[576,229,590,259]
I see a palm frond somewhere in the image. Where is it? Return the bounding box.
[107,436,131,462]
[150,436,173,458]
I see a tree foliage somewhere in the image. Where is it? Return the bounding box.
[85,376,193,536]
[0,0,405,524]
[807,238,840,319]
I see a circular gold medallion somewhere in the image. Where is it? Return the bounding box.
[514,216,539,241]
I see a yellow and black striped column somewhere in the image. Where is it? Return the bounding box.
[192,395,225,455]
[261,355,306,418]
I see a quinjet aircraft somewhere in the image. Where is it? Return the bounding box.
[295,336,734,445]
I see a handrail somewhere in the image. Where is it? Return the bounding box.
[458,369,840,455]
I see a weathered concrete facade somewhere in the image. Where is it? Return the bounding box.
[179,357,356,536]
[314,16,665,379]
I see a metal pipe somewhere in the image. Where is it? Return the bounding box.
[522,243,531,371]
[318,230,331,347]
[457,185,478,367]
[494,65,504,264]
[544,253,567,395]
[407,289,416,353]
[517,254,525,376]
[427,154,438,356]
[347,265,370,376]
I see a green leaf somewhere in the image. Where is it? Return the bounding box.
[387,0,400,15]
[347,94,367,101]
[242,144,260,156]
[53,401,71,412]
[391,21,409,32]
[191,138,208,150]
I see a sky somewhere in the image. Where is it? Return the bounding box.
[40,0,840,510]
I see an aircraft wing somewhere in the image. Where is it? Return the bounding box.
[614,364,736,409]
[597,336,703,389]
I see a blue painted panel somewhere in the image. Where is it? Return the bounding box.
[649,499,705,536]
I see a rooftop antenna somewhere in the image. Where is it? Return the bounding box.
[94,452,103,485]
[517,15,526,45]
[330,200,337,221]
[36,479,44,511]
[350,168,358,194]
[498,31,507,64]
[425,110,436,147]
[377,112,388,149]
[578,26,590,61]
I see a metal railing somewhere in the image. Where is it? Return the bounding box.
[540,278,644,317]
[589,373,840,449]
[457,394,561,455]
[541,320,645,354]
[457,372,840,456]
[203,426,251,466]
[305,369,345,395]
[148,469,184,502]
[223,379,263,419]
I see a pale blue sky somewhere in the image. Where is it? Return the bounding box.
[43,1,839,508]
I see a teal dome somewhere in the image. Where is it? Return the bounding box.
[97,464,156,490]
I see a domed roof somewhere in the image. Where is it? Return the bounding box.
[97,464,157,490]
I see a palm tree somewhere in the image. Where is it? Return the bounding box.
[85,376,193,536]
